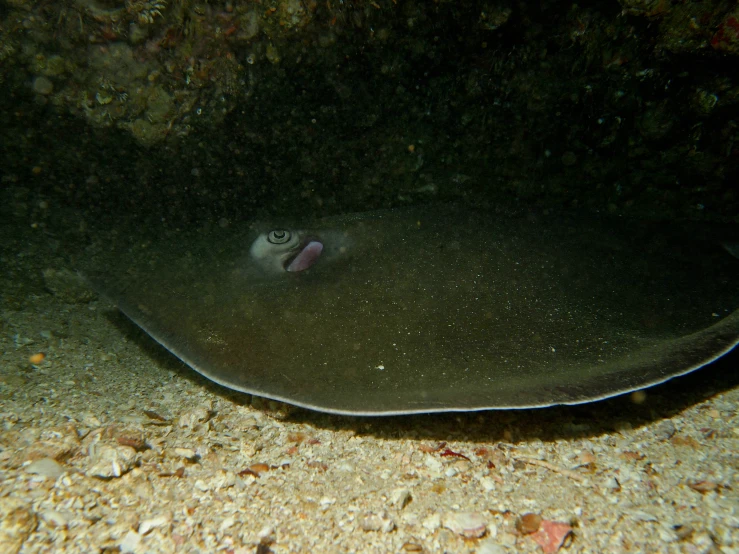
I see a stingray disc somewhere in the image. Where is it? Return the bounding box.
[85,205,739,415]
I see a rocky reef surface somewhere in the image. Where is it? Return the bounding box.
[1,0,738,222]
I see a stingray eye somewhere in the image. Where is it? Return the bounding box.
[268,230,291,244]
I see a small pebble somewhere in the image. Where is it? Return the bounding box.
[391,488,412,509]
[360,511,395,532]
[442,511,487,538]
[480,476,497,491]
[424,455,443,474]
[653,420,676,441]
[477,539,508,554]
[516,513,542,535]
[631,510,658,522]
[138,514,171,535]
[257,525,275,541]
[39,510,72,529]
[28,352,46,365]
[319,496,336,508]
[603,476,621,490]
[673,524,694,540]
[119,530,142,553]
[173,447,197,460]
[40,510,71,528]
[33,76,53,95]
[25,458,65,479]
[422,513,441,531]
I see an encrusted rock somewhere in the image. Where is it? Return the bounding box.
[42,268,96,303]
[177,403,212,428]
[87,444,137,478]
[10,430,80,467]
[108,426,147,451]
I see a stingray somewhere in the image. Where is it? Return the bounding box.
[85,204,739,415]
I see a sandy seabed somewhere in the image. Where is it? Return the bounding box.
[1,211,738,554]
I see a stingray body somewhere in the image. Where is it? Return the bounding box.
[87,205,739,415]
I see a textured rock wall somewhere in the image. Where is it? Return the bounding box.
[1,0,737,223]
